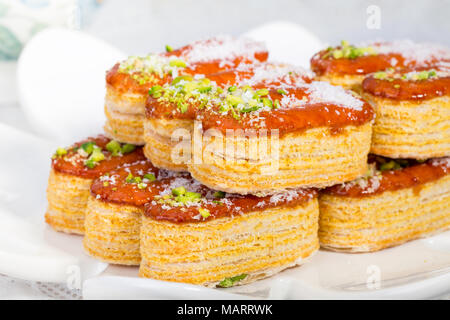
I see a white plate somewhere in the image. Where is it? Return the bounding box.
[0,122,449,299]
[7,22,450,299]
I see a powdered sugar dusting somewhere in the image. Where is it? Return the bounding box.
[306,81,364,110]
[367,40,450,65]
[182,35,267,66]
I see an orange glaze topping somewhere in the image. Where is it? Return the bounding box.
[106,36,268,94]
[143,174,317,223]
[362,66,450,101]
[167,35,268,74]
[197,85,374,136]
[51,135,145,179]
[145,63,365,137]
[324,156,450,198]
[311,40,450,76]
[90,160,161,207]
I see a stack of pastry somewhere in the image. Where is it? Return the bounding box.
[45,36,449,288]
[311,40,450,252]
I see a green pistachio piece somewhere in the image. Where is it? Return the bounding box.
[126,173,134,183]
[85,159,97,169]
[81,142,95,154]
[172,186,186,196]
[165,45,173,52]
[218,274,248,288]
[186,191,202,199]
[121,144,136,154]
[137,182,147,189]
[226,95,244,107]
[255,88,269,96]
[106,140,121,156]
[199,208,210,218]
[373,72,387,80]
[149,85,163,98]
[90,148,105,162]
[55,147,67,156]
[144,173,156,182]
[169,59,186,68]
[213,191,225,198]
[332,50,343,59]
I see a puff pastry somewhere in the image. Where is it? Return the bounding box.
[186,80,373,194]
[139,174,319,287]
[143,63,313,171]
[45,135,144,234]
[362,65,450,159]
[83,160,160,265]
[105,36,268,144]
[311,40,450,91]
[319,156,450,252]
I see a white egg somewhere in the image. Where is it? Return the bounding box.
[17,27,126,144]
[243,21,324,68]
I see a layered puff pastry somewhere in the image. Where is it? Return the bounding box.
[187,80,374,195]
[45,135,144,234]
[361,64,450,159]
[139,174,319,287]
[104,36,268,145]
[143,63,314,171]
[319,156,450,252]
[311,40,450,91]
[83,160,161,265]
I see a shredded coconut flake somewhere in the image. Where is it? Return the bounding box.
[305,81,364,110]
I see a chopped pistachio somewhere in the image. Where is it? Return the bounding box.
[172,186,186,196]
[121,144,136,154]
[199,208,210,218]
[394,84,400,89]
[169,59,186,68]
[137,182,147,189]
[81,142,95,154]
[277,89,287,95]
[55,147,67,157]
[218,274,248,288]
[90,148,105,162]
[228,86,237,92]
[226,95,244,107]
[273,99,280,109]
[373,71,387,80]
[332,50,343,59]
[185,191,202,199]
[379,160,401,171]
[213,191,225,198]
[85,159,96,169]
[165,44,173,52]
[178,101,188,113]
[126,173,134,183]
[149,85,163,98]
[172,75,193,85]
[144,173,156,182]
[262,98,273,108]
[255,88,269,96]
[103,181,109,187]
[106,140,121,156]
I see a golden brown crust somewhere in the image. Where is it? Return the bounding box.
[83,196,142,265]
[363,93,450,159]
[143,118,193,171]
[45,169,91,234]
[319,174,450,252]
[188,123,372,195]
[139,198,319,287]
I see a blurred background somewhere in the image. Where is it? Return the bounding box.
[0,0,449,131]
